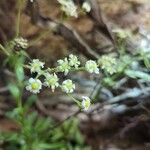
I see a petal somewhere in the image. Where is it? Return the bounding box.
[29,78,34,83]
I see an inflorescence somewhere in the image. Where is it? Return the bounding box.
[57,0,91,18]
[26,54,117,111]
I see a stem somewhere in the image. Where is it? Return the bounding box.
[47,67,85,74]
[16,0,22,37]
[17,85,24,125]
[67,94,81,107]
[0,44,10,56]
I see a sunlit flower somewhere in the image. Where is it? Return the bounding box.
[82,1,91,13]
[44,73,59,92]
[69,54,80,68]
[98,55,117,74]
[14,37,28,49]
[61,79,75,93]
[57,58,71,75]
[85,60,99,74]
[82,96,91,111]
[57,0,78,17]
[26,78,42,94]
[29,59,45,73]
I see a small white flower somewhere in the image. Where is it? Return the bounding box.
[57,0,78,18]
[30,59,45,73]
[44,73,59,92]
[82,1,91,13]
[26,78,42,94]
[82,96,91,111]
[85,60,99,74]
[61,79,75,93]
[57,58,71,75]
[69,54,80,68]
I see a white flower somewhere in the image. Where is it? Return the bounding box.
[85,60,99,74]
[26,78,42,94]
[30,59,45,73]
[69,54,80,68]
[61,79,75,93]
[57,0,78,18]
[44,73,59,92]
[82,1,91,13]
[57,58,71,75]
[82,96,91,111]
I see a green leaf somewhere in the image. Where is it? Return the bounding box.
[15,54,25,82]
[125,69,150,82]
[5,108,23,121]
[38,143,65,149]
[24,95,37,111]
[15,62,24,82]
[20,50,30,59]
[144,58,150,68]
[8,83,20,100]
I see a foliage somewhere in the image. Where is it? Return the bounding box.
[1,112,90,150]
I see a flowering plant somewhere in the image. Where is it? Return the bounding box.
[26,54,103,111]
[0,0,150,150]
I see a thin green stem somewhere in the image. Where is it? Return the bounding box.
[16,0,23,37]
[67,94,81,107]
[0,44,10,56]
[17,84,24,124]
[47,67,85,74]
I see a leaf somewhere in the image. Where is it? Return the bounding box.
[125,69,150,82]
[6,108,23,121]
[38,143,65,149]
[24,95,37,111]
[15,62,24,82]
[8,83,20,100]
[144,58,150,68]
[35,117,51,133]
[15,54,25,82]
[20,50,30,59]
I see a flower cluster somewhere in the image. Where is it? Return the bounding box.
[26,78,42,94]
[57,0,91,18]
[82,1,91,13]
[57,55,99,75]
[57,58,71,75]
[26,55,80,93]
[26,54,99,111]
[14,37,28,49]
[112,29,131,39]
[57,0,78,18]
[69,54,80,68]
[57,54,81,74]
[43,73,59,92]
[98,55,117,74]
[85,60,99,74]
[61,79,75,93]
[29,59,45,74]
[82,96,91,111]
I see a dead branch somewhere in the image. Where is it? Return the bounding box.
[25,0,99,59]
[74,0,114,43]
